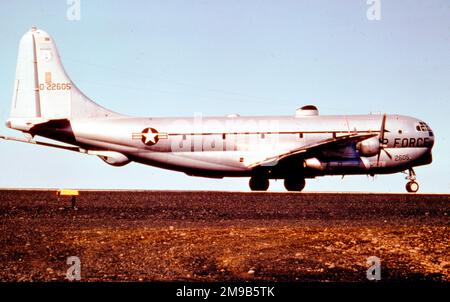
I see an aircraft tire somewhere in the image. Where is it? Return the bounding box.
[249,176,269,191]
[406,181,419,193]
[284,177,306,192]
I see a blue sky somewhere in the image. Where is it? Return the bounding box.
[0,0,448,192]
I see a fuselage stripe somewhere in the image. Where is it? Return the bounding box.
[165,130,381,136]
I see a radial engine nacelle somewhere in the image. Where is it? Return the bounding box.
[356,136,380,157]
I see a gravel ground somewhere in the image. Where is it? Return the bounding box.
[0,190,448,281]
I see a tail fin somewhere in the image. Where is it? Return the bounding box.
[8,27,121,129]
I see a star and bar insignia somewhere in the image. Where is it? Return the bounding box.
[132,127,168,146]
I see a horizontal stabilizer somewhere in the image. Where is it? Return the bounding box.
[0,134,80,152]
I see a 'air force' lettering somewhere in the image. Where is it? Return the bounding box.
[393,137,431,148]
[380,137,432,148]
[1,28,435,193]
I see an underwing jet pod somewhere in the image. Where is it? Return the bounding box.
[1,28,435,192]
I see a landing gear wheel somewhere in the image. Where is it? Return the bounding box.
[249,176,269,191]
[284,177,306,192]
[406,181,419,193]
[405,168,419,193]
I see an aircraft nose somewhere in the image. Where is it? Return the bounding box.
[428,126,435,149]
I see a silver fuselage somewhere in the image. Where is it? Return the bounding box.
[14,113,433,179]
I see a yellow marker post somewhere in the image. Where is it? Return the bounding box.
[56,189,80,209]
[56,189,79,196]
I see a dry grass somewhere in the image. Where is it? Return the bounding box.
[0,190,448,281]
[49,226,449,281]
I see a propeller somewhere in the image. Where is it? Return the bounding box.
[376,113,392,167]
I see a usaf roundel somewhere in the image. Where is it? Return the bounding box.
[140,127,159,146]
[132,128,168,146]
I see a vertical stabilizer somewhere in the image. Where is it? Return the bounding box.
[9,27,121,127]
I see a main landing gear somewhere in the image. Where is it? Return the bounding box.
[283,176,306,192]
[405,168,419,193]
[249,176,270,191]
[249,175,306,192]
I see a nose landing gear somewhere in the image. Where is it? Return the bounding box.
[405,168,419,193]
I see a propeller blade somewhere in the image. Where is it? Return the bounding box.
[376,149,392,167]
[382,148,393,159]
[377,113,387,167]
[379,113,387,142]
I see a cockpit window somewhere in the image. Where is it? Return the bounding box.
[416,122,431,132]
[416,122,434,136]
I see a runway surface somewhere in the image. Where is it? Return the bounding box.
[0,190,448,281]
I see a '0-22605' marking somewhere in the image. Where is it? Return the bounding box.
[39,82,72,90]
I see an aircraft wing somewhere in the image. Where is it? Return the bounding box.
[247,133,378,168]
